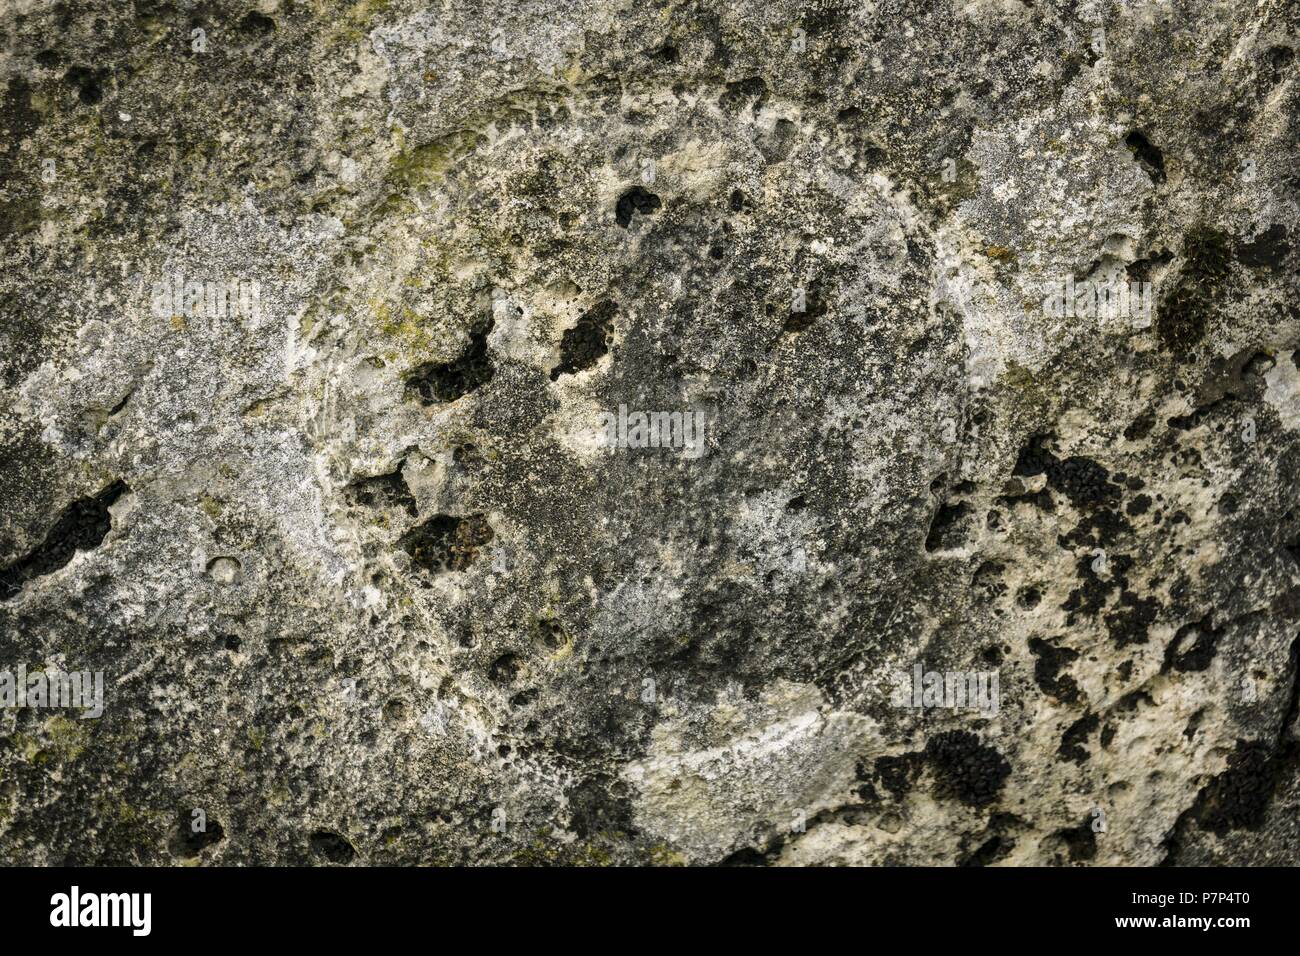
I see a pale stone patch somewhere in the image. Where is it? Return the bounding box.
[622,680,878,862]
[1264,353,1300,430]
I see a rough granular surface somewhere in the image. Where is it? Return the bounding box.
[0,0,1299,866]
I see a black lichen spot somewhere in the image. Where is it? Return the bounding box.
[925,501,972,552]
[1116,688,1153,712]
[720,76,768,112]
[1126,494,1152,516]
[552,300,616,379]
[1049,457,1119,510]
[1058,712,1099,764]
[923,731,1011,807]
[1126,249,1173,283]
[1180,639,1300,842]
[1062,553,1117,621]
[1124,411,1155,441]
[869,752,924,800]
[1181,635,1300,837]
[1157,226,1233,355]
[566,776,634,838]
[614,186,661,228]
[1236,224,1290,270]
[406,320,494,404]
[1162,616,1223,673]
[1104,590,1161,648]
[1124,130,1165,183]
[1029,637,1080,703]
[309,830,356,864]
[62,66,104,105]
[346,463,417,516]
[1190,742,1275,832]
[1012,433,1055,477]
[1012,435,1119,509]
[399,514,493,574]
[0,480,128,601]
[1061,509,1132,552]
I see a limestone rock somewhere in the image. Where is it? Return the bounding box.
[0,0,1298,865]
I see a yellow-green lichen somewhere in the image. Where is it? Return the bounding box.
[20,716,91,766]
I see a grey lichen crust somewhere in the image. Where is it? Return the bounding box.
[0,0,1298,866]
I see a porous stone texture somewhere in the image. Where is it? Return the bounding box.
[0,0,1298,866]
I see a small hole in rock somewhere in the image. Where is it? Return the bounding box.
[309,830,356,864]
[489,653,521,685]
[206,556,242,585]
[399,514,494,574]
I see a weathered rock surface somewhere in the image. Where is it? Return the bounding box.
[0,0,1298,865]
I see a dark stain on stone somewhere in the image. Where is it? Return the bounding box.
[552,300,616,379]
[62,65,105,105]
[1104,590,1161,648]
[1162,615,1223,673]
[346,462,417,516]
[399,513,493,574]
[1029,636,1081,703]
[614,186,661,228]
[1058,712,1099,764]
[1236,224,1290,270]
[1157,226,1233,355]
[923,730,1012,807]
[406,319,494,404]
